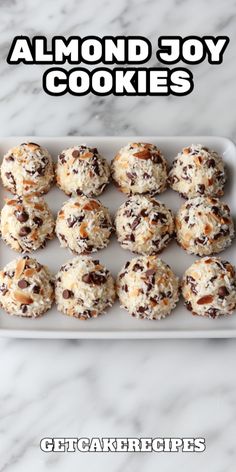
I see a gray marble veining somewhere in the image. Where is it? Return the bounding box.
[0,0,236,470]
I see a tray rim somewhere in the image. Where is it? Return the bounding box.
[0,134,235,339]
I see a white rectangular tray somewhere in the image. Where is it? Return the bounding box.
[0,136,235,338]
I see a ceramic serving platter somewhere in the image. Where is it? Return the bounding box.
[0,136,235,339]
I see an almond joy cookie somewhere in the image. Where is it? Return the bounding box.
[56,145,110,197]
[168,144,226,198]
[117,256,179,320]
[55,256,115,320]
[0,257,54,317]
[1,142,54,195]
[111,143,168,195]
[56,196,113,254]
[1,196,55,253]
[182,257,236,318]
[115,195,175,255]
[176,197,234,256]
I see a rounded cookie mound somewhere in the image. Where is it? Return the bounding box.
[182,257,236,318]
[117,256,179,320]
[168,144,226,198]
[176,197,234,256]
[0,257,54,317]
[115,195,175,255]
[1,142,54,195]
[1,196,55,253]
[56,196,113,254]
[55,256,115,319]
[56,145,110,197]
[111,142,168,195]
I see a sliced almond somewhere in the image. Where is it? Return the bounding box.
[27,143,40,151]
[79,222,88,238]
[23,180,37,186]
[34,203,45,211]
[81,152,93,159]
[133,150,151,160]
[24,268,36,277]
[204,224,212,235]
[6,199,18,206]
[14,292,33,304]
[15,259,26,278]
[30,230,38,241]
[183,147,190,154]
[83,200,100,211]
[197,295,213,305]
[95,264,103,270]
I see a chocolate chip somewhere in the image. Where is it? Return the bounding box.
[131,217,140,230]
[140,209,148,217]
[143,172,151,179]
[19,226,31,237]
[125,234,135,242]
[207,158,216,168]
[32,285,40,294]
[133,263,142,272]
[122,284,128,292]
[152,154,163,164]
[218,286,229,298]
[59,153,66,163]
[145,269,156,277]
[186,276,198,295]
[62,289,73,299]
[92,161,100,176]
[211,206,221,216]
[0,283,8,295]
[5,172,13,180]
[21,305,28,314]
[138,306,145,313]
[152,212,167,224]
[76,189,82,196]
[206,307,218,318]
[82,272,106,285]
[126,172,136,180]
[15,210,29,223]
[185,301,192,311]
[18,279,29,289]
[198,184,205,194]
[72,150,80,158]
[210,275,217,283]
[33,217,43,226]
[6,155,14,161]
[59,233,67,242]
[195,236,208,245]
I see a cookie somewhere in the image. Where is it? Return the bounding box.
[56,145,110,197]
[1,196,55,253]
[117,256,179,320]
[1,142,54,195]
[0,256,54,317]
[182,257,236,318]
[176,197,234,256]
[115,195,175,255]
[56,196,113,254]
[55,256,115,319]
[168,144,226,198]
[111,142,168,195]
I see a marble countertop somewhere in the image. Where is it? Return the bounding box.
[0,0,236,470]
